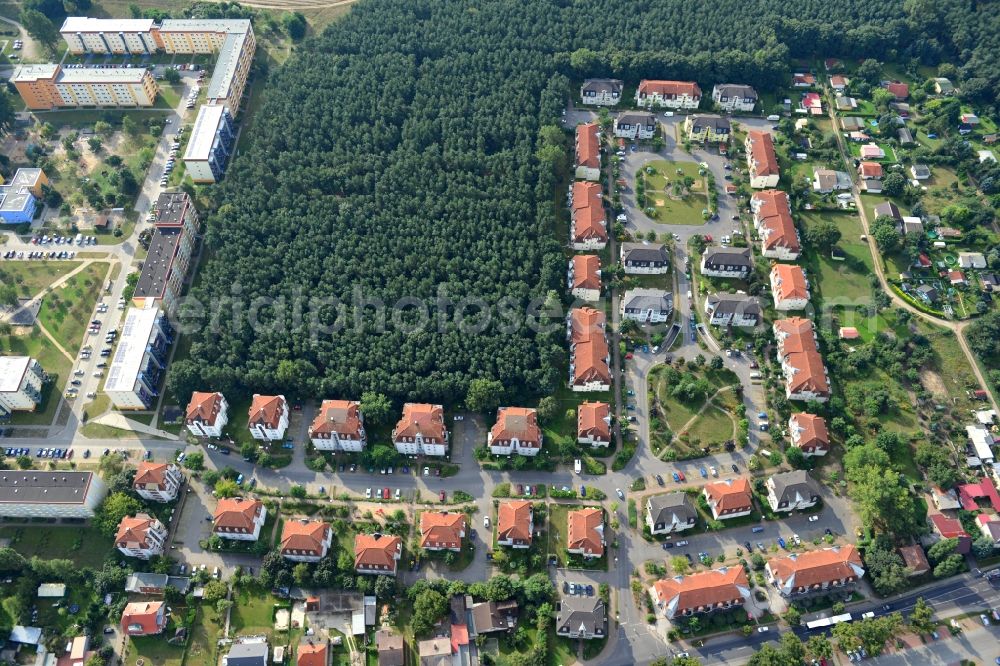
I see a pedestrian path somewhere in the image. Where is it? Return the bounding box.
[87,412,179,440]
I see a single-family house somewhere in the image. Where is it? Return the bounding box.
[646,492,697,535]
[886,82,909,100]
[898,127,915,145]
[949,270,967,286]
[769,264,810,311]
[470,599,518,634]
[959,252,988,270]
[929,514,971,554]
[121,601,167,636]
[792,73,815,87]
[801,92,822,115]
[898,545,930,576]
[873,201,902,220]
[829,75,849,92]
[858,161,883,179]
[297,640,329,666]
[915,284,938,303]
[902,217,924,236]
[861,178,882,193]
[376,628,406,666]
[812,169,851,193]
[840,117,865,131]
[834,96,857,111]
[910,164,931,180]
[766,470,820,513]
[224,641,269,666]
[977,514,1000,547]
[860,143,884,159]
[933,78,954,95]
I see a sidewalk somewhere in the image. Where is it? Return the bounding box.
[88,412,180,440]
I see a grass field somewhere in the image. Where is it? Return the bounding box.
[0,327,71,425]
[686,397,736,446]
[799,211,874,305]
[0,261,82,299]
[641,160,708,225]
[186,603,224,666]
[230,587,284,639]
[541,384,612,458]
[0,524,113,568]
[128,635,185,666]
[37,262,108,354]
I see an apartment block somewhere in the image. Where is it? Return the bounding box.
[60,17,158,54]
[105,307,173,410]
[0,472,107,519]
[12,64,158,110]
[0,356,44,417]
[133,192,199,310]
[185,105,236,183]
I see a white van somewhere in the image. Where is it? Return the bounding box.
[574,459,582,474]
[766,114,780,121]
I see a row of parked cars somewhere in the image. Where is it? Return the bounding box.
[4,250,76,260]
[32,234,98,245]
[34,448,72,459]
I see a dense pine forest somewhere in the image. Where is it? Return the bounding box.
[168,0,1000,407]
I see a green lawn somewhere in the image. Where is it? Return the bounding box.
[847,141,897,163]
[127,636,185,666]
[0,261,83,299]
[640,159,709,225]
[547,503,607,569]
[799,211,874,304]
[230,587,285,639]
[686,399,736,446]
[0,327,72,425]
[37,262,109,354]
[541,384,612,459]
[0,524,113,568]
[187,603,224,666]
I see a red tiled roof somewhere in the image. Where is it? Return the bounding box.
[767,545,863,589]
[886,82,909,100]
[930,513,968,538]
[280,519,330,556]
[297,641,329,666]
[703,478,753,513]
[793,73,816,85]
[839,327,859,339]
[567,507,604,557]
[789,413,829,453]
[121,601,165,635]
[830,75,848,87]
[115,513,163,550]
[498,500,532,545]
[354,534,402,571]
[213,498,263,533]
[134,461,174,490]
[771,264,809,301]
[746,131,779,177]
[576,123,600,169]
[773,318,830,397]
[753,190,798,253]
[419,511,466,550]
[858,161,883,178]
[569,307,610,386]
[651,567,749,617]
[638,80,701,98]
[393,403,446,442]
[185,391,224,425]
[490,407,541,449]
[248,394,286,429]
[958,478,1000,512]
[571,255,601,291]
[577,401,611,441]
[310,399,364,439]
[571,182,606,243]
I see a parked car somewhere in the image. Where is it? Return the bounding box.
[439,490,447,502]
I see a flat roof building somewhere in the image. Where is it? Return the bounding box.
[60,17,158,54]
[105,308,173,410]
[13,63,158,110]
[133,193,198,310]
[184,105,236,183]
[0,356,44,417]
[0,471,107,519]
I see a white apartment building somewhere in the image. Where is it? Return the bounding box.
[247,394,289,441]
[133,462,184,503]
[60,17,158,54]
[0,472,107,519]
[105,308,172,410]
[115,514,168,560]
[0,356,44,417]
[309,400,367,452]
[185,391,229,438]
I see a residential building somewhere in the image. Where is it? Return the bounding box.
[280,519,332,562]
[0,356,44,417]
[247,394,289,441]
[419,512,466,551]
[0,169,48,225]
[575,122,600,181]
[829,75,849,92]
[635,80,701,109]
[959,252,988,270]
[185,391,229,438]
[418,638,451,666]
[886,82,909,100]
[702,478,753,520]
[376,628,406,666]
[897,545,930,576]
[488,407,543,456]
[614,112,657,140]
[577,401,611,448]
[745,131,779,188]
[649,567,751,620]
[873,201,902,220]
[915,284,938,304]
[309,399,366,452]
[621,288,672,324]
[711,84,756,112]
[60,17,158,54]
[769,264,810,311]
[580,79,623,107]
[297,640,329,666]
[497,500,533,548]
[567,507,604,558]
[393,403,449,457]
[840,116,865,131]
[967,424,995,463]
[556,597,606,639]
[773,318,830,402]
[929,514,971,554]
[121,601,167,636]
[898,127,915,145]
[978,515,1000,546]
[751,190,799,260]
[765,545,865,597]
[700,247,753,279]
[933,78,955,95]
[184,104,236,183]
[570,181,607,250]
[133,462,183,502]
[685,114,730,143]
[766,470,820,513]
[131,211,198,310]
[792,73,816,87]
[860,143,884,159]
[910,164,931,180]
[12,63,158,109]
[213,498,266,541]
[354,534,402,575]
[812,169,851,193]
[801,92,822,115]
[645,493,697,535]
[858,161,883,179]
[224,641,269,666]
[567,307,611,392]
[788,413,829,456]
[115,513,167,560]
[125,572,191,595]
[0,471,107,519]
[470,599,518,634]
[949,270,967,286]
[621,242,670,274]
[568,255,601,302]
[834,96,857,111]
[861,178,883,193]
[704,293,762,327]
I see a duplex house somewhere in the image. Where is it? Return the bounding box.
[615,112,656,141]
[121,601,167,636]
[704,293,762,327]
[309,399,366,452]
[766,545,865,597]
[575,123,601,181]
[133,461,183,502]
[213,498,266,541]
[773,318,830,402]
[568,254,601,302]
[636,80,701,110]
[419,511,466,552]
[280,519,332,563]
[766,470,820,513]
[700,247,753,279]
[752,190,799,260]
[570,181,607,250]
[812,169,851,193]
[685,114,731,144]
[769,264,810,311]
[393,403,449,456]
[115,513,167,560]
[745,131,779,188]
[556,597,606,640]
[577,401,611,448]
[567,507,604,559]
[497,500,533,548]
[788,413,829,456]
[568,307,611,392]
[355,534,402,576]
[702,478,754,520]
[580,78,623,107]
[488,406,543,457]
[711,84,756,113]
[185,391,229,438]
[646,492,697,535]
[621,288,672,324]
[247,394,289,441]
[620,242,670,274]
[649,567,751,620]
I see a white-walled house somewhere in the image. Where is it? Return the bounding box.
[393,403,449,456]
[184,391,228,438]
[213,498,266,541]
[247,394,289,441]
[309,399,366,452]
[488,407,543,456]
[712,84,757,112]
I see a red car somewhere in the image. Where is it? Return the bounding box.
[677,471,686,482]
[703,234,713,242]
[383,487,390,499]
[439,490,447,502]
[625,353,633,359]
